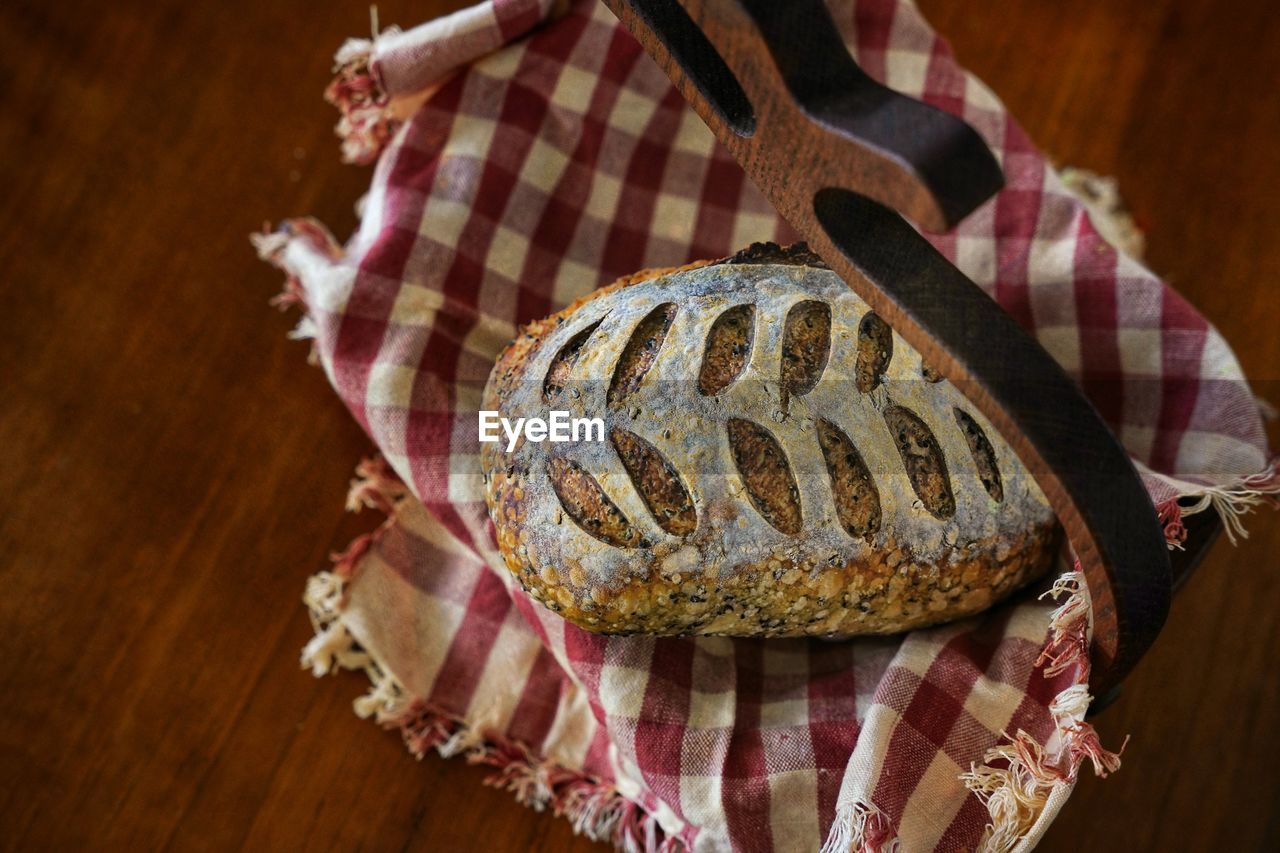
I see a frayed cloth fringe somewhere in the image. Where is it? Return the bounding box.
[962,569,1124,853]
[1156,498,1188,551]
[819,801,901,853]
[301,571,371,677]
[1141,459,1280,545]
[381,700,685,852]
[326,34,396,165]
[252,227,308,314]
[1034,572,1091,678]
[323,3,570,165]
[300,455,410,678]
[300,565,411,722]
[329,457,410,581]
[1059,167,1146,260]
[252,218,346,350]
[252,218,344,271]
[1171,465,1280,545]
[346,455,409,514]
[334,455,408,581]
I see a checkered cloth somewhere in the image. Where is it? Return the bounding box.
[255,1,1277,850]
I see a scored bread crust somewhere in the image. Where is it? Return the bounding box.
[482,244,1058,637]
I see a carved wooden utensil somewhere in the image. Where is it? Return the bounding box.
[601,0,1218,696]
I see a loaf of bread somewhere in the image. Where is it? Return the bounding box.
[481,244,1058,636]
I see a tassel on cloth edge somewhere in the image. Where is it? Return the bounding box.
[345,455,410,515]
[1058,167,1147,260]
[1174,466,1280,545]
[252,218,347,351]
[1138,458,1280,545]
[333,454,408,584]
[323,3,499,165]
[300,571,370,677]
[299,456,409,679]
[325,2,574,165]
[326,456,411,583]
[380,699,687,851]
[961,568,1126,853]
[326,32,397,166]
[819,800,902,853]
[1155,498,1188,551]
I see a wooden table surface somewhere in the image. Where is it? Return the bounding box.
[2,0,1277,849]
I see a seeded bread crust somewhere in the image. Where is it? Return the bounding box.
[482,244,1058,637]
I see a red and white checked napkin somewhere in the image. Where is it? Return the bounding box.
[255,1,1278,849]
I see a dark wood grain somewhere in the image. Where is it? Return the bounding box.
[0,1,1276,850]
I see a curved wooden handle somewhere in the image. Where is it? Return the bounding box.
[603,0,1173,693]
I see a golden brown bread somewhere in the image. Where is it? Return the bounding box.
[481,244,1058,636]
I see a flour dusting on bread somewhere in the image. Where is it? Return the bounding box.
[482,244,1058,636]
